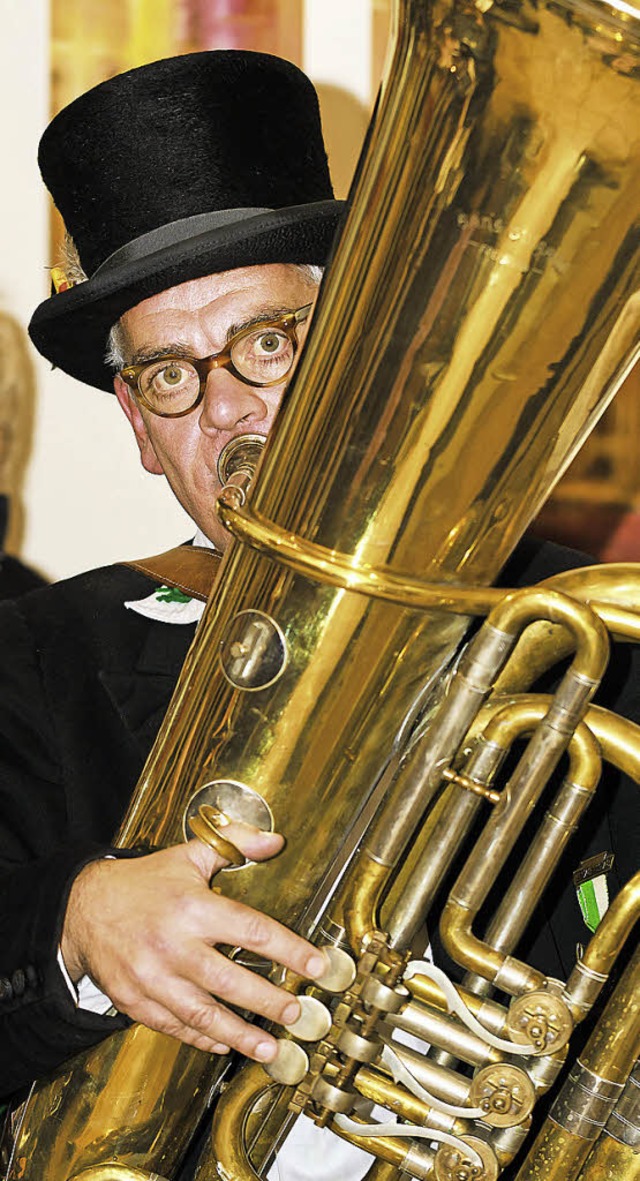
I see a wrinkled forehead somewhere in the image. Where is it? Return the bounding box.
[116,263,321,360]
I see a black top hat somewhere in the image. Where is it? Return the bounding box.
[29,51,346,393]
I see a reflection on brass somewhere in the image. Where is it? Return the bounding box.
[69,1169,163,1180]
[14,0,640,1177]
[218,489,506,616]
[577,1136,640,1181]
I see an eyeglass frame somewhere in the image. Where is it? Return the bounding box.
[119,302,313,419]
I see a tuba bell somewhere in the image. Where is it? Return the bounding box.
[7,0,640,1177]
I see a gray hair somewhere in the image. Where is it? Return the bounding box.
[59,236,323,372]
[105,321,128,373]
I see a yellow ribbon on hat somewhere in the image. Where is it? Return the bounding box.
[51,266,74,293]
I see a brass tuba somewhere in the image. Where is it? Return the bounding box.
[8,0,640,1177]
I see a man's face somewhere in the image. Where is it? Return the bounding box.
[114,264,319,550]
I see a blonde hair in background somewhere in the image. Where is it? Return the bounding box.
[0,311,38,550]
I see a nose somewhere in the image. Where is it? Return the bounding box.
[198,370,270,434]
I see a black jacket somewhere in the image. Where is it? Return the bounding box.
[0,561,186,1097]
[0,536,637,1103]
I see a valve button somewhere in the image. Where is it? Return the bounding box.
[283,995,332,1042]
[264,1040,309,1086]
[315,946,357,993]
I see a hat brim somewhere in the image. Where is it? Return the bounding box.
[29,200,346,393]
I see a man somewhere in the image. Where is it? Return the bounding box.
[0,45,637,1181]
[1,48,348,1099]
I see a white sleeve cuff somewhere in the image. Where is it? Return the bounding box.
[56,945,116,1016]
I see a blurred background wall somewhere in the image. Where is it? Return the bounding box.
[2,0,639,582]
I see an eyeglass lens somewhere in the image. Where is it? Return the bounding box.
[138,322,298,414]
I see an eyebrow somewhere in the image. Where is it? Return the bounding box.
[128,341,195,366]
[127,305,301,367]
[223,304,301,341]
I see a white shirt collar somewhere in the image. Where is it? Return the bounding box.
[192,527,216,550]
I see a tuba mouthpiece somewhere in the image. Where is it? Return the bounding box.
[217,433,266,492]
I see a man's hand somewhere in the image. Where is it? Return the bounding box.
[60,824,327,1063]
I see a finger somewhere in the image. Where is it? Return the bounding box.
[194,892,327,981]
[112,936,301,1032]
[124,995,235,1057]
[186,822,284,878]
[219,818,285,861]
[188,946,301,1027]
[128,987,281,1063]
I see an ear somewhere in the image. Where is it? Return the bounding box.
[113,376,165,476]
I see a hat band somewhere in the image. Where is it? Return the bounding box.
[92,207,274,278]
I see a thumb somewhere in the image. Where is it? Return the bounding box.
[185,816,285,878]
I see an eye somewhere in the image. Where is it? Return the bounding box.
[151,361,191,391]
[255,330,286,356]
[231,328,294,384]
[140,359,197,400]
[158,362,186,387]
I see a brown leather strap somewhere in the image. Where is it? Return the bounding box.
[122,545,221,602]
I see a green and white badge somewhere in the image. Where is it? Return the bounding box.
[125,584,205,625]
[573,852,615,934]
